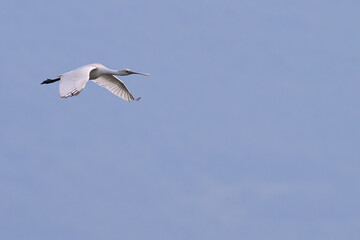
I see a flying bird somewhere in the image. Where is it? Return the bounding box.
[41,63,150,101]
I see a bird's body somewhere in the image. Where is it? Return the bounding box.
[42,63,150,101]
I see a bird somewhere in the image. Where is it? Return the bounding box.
[41,63,150,101]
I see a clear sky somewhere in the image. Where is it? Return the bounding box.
[0,0,359,239]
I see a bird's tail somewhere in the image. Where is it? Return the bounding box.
[135,97,141,101]
[41,78,60,85]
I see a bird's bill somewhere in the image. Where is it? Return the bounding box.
[130,71,151,76]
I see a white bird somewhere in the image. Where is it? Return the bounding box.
[42,63,150,101]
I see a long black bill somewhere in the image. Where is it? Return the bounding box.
[41,78,60,85]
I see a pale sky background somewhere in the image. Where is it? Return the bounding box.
[0,0,360,239]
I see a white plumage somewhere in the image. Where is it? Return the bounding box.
[42,63,150,101]
[92,75,136,102]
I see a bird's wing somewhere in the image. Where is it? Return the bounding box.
[59,65,97,98]
[92,75,140,102]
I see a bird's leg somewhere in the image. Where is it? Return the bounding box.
[41,78,60,85]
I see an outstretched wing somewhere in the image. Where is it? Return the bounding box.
[59,65,97,98]
[92,75,140,102]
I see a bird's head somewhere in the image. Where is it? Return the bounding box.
[118,68,151,76]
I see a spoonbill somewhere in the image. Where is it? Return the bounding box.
[41,63,150,101]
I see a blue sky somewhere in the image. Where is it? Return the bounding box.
[0,0,359,239]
